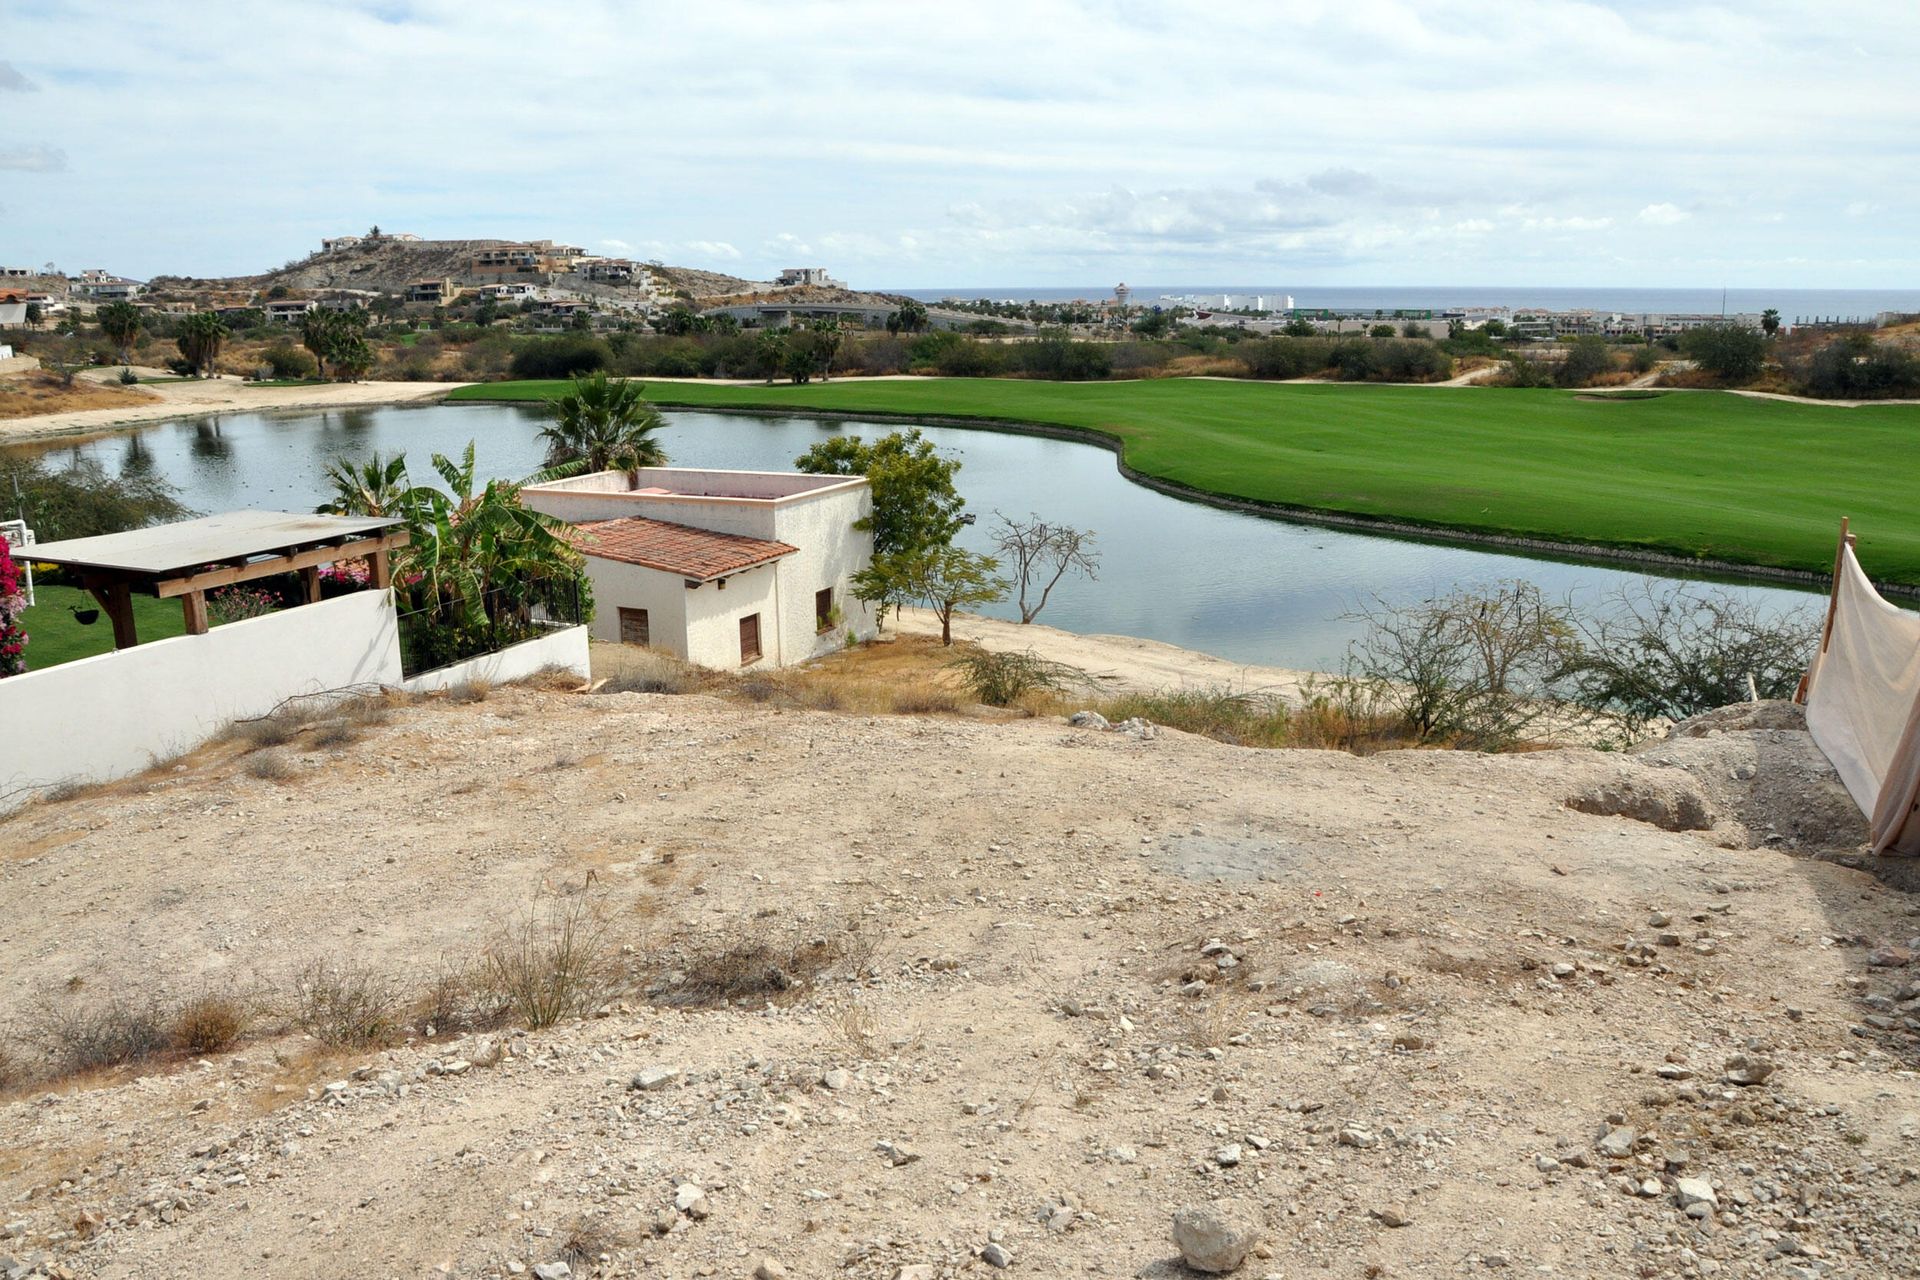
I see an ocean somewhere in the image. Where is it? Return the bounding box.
[890,285,1919,324]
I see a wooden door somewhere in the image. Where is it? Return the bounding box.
[618,607,650,646]
[739,613,762,664]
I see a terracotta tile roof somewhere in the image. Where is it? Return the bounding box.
[567,517,797,581]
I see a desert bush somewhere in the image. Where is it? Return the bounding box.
[1561,581,1819,734]
[1346,580,1582,749]
[1497,354,1556,387]
[246,749,296,781]
[0,1042,25,1090]
[481,896,616,1029]
[292,960,399,1047]
[600,667,694,695]
[1555,336,1616,387]
[1097,687,1296,747]
[948,648,1081,707]
[170,992,249,1055]
[890,683,963,714]
[649,926,849,1009]
[309,719,362,749]
[509,335,611,379]
[561,1215,624,1270]
[1679,323,1767,382]
[227,703,314,749]
[447,677,491,703]
[262,343,318,380]
[39,997,170,1074]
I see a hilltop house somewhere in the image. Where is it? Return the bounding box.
[521,468,876,669]
[264,298,317,323]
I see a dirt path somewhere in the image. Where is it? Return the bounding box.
[0,372,468,444]
[0,684,1912,1278]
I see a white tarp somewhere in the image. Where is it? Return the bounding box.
[1804,543,1920,854]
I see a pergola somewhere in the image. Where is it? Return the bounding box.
[28,511,410,650]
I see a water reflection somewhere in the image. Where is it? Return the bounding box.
[1,401,1822,671]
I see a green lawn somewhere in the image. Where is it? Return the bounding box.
[18,584,187,669]
[452,377,1920,585]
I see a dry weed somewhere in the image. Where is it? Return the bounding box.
[291,960,399,1047]
[447,677,492,704]
[822,994,881,1059]
[37,996,169,1075]
[170,991,251,1055]
[891,683,962,715]
[481,895,617,1029]
[246,750,296,781]
[560,1214,624,1268]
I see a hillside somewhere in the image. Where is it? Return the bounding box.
[0,668,1914,1279]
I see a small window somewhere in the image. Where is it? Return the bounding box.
[739,613,762,664]
[618,607,650,647]
[815,587,834,631]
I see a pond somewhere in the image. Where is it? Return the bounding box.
[7,402,1821,672]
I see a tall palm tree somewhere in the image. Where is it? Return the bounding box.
[315,451,411,516]
[531,373,665,481]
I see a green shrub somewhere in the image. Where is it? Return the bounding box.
[948,648,1081,706]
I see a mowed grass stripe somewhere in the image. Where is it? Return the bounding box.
[450,378,1919,584]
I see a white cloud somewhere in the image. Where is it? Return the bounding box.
[1,1,1917,286]
[1637,203,1690,225]
[0,145,65,172]
[599,238,633,254]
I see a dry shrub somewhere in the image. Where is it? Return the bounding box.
[649,928,846,1010]
[246,749,296,781]
[518,664,585,692]
[561,1214,624,1269]
[1098,687,1295,747]
[447,677,492,704]
[891,683,961,715]
[227,703,319,750]
[949,648,1083,707]
[600,667,695,695]
[481,896,616,1029]
[308,720,361,750]
[736,674,783,703]
[411,963,501,1037]
[0,1042,29,1091]
[170,992,249,1055]
[292,960,398,1047]
[823,994,881,1059]
[38,997,169,1074]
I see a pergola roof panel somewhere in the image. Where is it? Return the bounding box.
[29,511,405,577]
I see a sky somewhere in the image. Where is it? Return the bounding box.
[3,0,1918,289]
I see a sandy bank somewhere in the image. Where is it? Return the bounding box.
[892,606,1320,697]
[0,373,470,444]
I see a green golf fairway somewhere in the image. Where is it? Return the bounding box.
[451,378,1919,585]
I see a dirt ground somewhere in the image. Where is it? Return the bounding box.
[2,665,1917,1279]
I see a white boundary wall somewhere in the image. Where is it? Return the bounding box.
[0,591,402,808]
[401,624,589,695]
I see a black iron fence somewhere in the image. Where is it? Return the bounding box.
[397,578,588,678]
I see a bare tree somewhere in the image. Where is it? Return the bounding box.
[990,512,1099,624]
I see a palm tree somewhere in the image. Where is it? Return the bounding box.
[532,373,665,480]
[401,442,582,629]
[315,451,410,516]
[96,301,143,364]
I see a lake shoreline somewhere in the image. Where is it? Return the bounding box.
[0,376,467,446]
[624,398,1877,601]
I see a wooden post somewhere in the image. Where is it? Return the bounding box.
[301,564,322,603]
[87,579,139,650]
[181,590,209,635]
[368,547,392,590]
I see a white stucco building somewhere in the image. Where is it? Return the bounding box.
[521,468,877,669]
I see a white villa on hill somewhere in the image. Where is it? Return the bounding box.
[520,468,877,669]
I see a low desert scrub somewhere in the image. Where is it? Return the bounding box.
[411,962,504,1037]
[170,991,251,1055]
[600,667,697,695]
[948,648,1083,708]
[291,960,399,1047]
[228,706,314,750]
[246,749,296,781]
[37,996,169,1075]
[648,922,860,1010]
[447,677,492,704]
[480,896,617,1029]
[560,1215,624,1269]
[1097,687,1300,748]
[823,994,881,1059]
[890,683,963,715]
[0,1042,24,1091]
[308,719,363,749]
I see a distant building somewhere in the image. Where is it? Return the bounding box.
[407,279,457,304]
[1,267,31,279]
[264,298,318,323]
[0,292,26,327]
[775,267,846,289]
[320,236,362,254]
[1114,282,1131,308]
[75,276,144,301]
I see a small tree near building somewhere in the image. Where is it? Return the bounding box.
[1679,322,1767,383]
[794,429,964,557]
[990,512,1099,624]
[854,544,1007,645]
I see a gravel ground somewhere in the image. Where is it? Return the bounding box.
[1,685,1916,1279]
